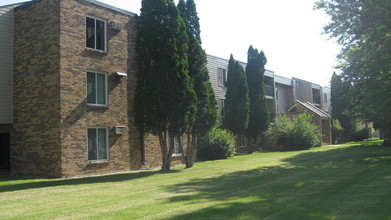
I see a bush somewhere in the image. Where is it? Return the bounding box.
[352,127,371,141]
[332,119,344,144]
[198,127,236,160]
[264,113,321,150]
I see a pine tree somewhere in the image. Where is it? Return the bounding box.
[222,55,249,138]
[134,0,196,171]
[178,0,217,168]
[245,46,269,153]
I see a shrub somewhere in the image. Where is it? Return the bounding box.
[264,113,320,150]
[198,127,236,160]
[332,119,344,144]
[352,127,371,141]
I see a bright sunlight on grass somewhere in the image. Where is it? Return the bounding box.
[1,139,390,219]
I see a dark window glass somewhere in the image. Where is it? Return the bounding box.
[86,17,95,49]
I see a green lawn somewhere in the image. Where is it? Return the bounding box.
[1,139,391,219]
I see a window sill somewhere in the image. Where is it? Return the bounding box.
[85,47,108,54]
[86,103,108,108]
[88,160,109,164]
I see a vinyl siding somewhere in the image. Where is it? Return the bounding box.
[0,4,19,124]
[207,54,228,101]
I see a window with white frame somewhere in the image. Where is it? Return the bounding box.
[239,135,246,147]
[217,68,226,87]
[324,93,328,103]
[219,99,225,117]
[86,16,106,51]
[173,136,181,155]
[87,71,107,105]
[88,127,108,161]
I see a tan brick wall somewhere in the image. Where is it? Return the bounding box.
[58,0,141,177]
[12,0,62,177]
[11,0,181,177]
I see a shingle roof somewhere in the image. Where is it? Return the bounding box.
[288,100,331,119]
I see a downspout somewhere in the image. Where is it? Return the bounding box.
[141,134,146,165]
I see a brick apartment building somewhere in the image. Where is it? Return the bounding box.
[0,0,331,178]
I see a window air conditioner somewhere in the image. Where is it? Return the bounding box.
[115,126,125,135]
[111,21,123,31]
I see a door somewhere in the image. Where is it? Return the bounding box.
[0,133,10,172]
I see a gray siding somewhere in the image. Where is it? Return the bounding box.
[207,54,228,101]
[0,4,19,124]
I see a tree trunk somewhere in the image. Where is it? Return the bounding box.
[159,131,173,172]
[184,132,196,168]
[246,136,255,153]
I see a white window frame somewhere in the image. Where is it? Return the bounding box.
[239,135,246,148]
[86,15,107,51]
[87,127,109,162]
[172,136,182,156]
[217,68,226,87]
[86,70,108,106]
[219,99,225,117]
[324,93,327,103]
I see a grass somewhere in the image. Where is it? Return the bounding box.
[1,139,391,219]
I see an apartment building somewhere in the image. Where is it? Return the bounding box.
[0,0,175,177]
[207,54,332,145]
[0,0,331,177]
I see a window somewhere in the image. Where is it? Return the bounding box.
[88,127,108,161]
[87,71,107,105]
[217,68,226,87]
[173,136,181,155]
[239,135,246,147]
[219,99,225,117]
[324,93,327,103]
[86,16,106,51]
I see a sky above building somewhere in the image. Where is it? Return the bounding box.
[2,0,341,86]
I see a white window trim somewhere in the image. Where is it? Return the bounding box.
[239,135,246,148]
[219,99,225,117]
[86,15,107,52]
[87,127,109,162]
[172,136,182,156]
[86,70,108,106]
[217,68,226,87]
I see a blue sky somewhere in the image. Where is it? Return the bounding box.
[1,0,341,86]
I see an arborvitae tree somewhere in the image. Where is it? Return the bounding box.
[245,46,269,153]
[222,55,249,138]
[178,0,218,168]
[134,0,196,171]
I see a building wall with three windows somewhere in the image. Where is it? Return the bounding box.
[11,0,150,177]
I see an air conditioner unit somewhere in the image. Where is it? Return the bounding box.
[111,21,123,31]
[115,126,125,135]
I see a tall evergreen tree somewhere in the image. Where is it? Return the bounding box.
[178,0,217,168]
[330,72,355,139]
[245,46,269,153]
[222,55,249,138]
[134,0,196,171]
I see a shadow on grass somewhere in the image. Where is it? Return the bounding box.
[165,144,391,219]
[0,169,181,193]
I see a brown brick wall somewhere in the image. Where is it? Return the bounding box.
[12,0,62,177]
[11,0,179,177]
[58,0,142,177]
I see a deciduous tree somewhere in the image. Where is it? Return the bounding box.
[316,0,391,143]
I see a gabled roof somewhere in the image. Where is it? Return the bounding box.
[288,100,331,119]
